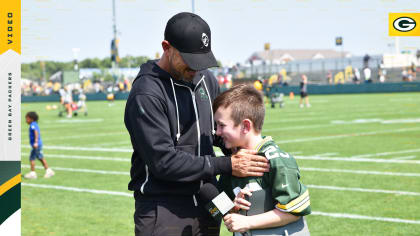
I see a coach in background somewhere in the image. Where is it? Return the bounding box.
[124,12,270,236]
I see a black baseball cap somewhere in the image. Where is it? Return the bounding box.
[165,12,218,71]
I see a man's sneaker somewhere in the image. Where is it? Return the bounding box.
[306,103,311,108]
[300,104,304,108]
[24,171,37,179]
[44,168,55,178]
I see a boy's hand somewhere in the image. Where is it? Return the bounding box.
[233,187,252,211]
[33,142,38,149]
[224,213,251,233]
[231,149,269,177]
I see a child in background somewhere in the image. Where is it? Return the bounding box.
[214,84,311,235]
[24,112,55,179]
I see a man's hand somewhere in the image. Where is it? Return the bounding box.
[231,149,269,177]
[33,142,38,149]
[224,213,251,233]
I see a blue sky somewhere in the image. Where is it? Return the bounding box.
[22,0,420,65]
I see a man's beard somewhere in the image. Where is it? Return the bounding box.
[169,65,194,83]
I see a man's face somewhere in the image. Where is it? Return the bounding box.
[214,106,244,149]
[168,46,197,82]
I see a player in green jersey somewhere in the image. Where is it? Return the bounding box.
[213,84,311,235]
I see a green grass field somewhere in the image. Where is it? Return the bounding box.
[21,92,420,236]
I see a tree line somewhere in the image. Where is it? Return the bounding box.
[22,55,150,81]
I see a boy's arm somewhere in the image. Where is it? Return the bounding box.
[224,209,299,232]
[33,130,39,148]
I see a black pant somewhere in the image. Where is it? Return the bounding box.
[134,194,220,236]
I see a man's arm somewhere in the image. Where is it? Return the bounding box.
[125,93,230,182]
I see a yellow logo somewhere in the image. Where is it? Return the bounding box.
[389,13,420,36]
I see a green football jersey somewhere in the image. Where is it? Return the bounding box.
[218,136,311,216]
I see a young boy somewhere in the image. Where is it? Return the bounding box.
[214,84,311,235]
[24,112,55,179]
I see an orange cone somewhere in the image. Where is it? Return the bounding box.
[289,92,294,99]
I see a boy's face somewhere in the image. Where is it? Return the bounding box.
[214,106,243,149]
[25,116,32,124]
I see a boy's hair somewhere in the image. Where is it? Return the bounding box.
[26,111,39,122]
[213,84,265,132]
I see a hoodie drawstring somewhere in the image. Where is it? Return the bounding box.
[202,79,215,135]
[170,78,181,142]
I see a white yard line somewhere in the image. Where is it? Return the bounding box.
[22,165,129,175]
[307,185,420,196]
[350,149,420,159]
[301,167,420,177]
[295,156,420,165]
[311,211,420,224]
[21,153,130,162]
[21,183,420,224]
[392,156,417,160]
[42,132,127,141]
[276,127,420,144]
[22,183,132,197]
[22,145,132,153]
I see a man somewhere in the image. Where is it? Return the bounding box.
[124,12,270,236]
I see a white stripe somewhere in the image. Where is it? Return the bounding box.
[21,184,420,224]
[295,155,420,165]
[22,165,129,175]
[350,149,420,159]
[307,185,420,196]
[311,211,420,224]
[22,145,132,153]
[43,132,126,141]
[301,167,420,177]
[276,127,420,144]
[140,165,149,194]
[22,183,132,197]
[21,152,130,162]
[392,156,417,160]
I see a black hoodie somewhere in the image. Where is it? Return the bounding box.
[124,60,231,198]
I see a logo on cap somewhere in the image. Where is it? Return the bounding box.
[201,33,209,48]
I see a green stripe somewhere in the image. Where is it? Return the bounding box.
[0,161,21,186]
[0,183,21,225]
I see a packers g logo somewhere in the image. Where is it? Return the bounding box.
[389,13,420,36]
[393,17,416,32]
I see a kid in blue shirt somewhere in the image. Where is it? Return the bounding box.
[24,112,55,179]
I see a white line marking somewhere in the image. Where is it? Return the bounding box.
[276,127,420,144]
[311,211,420,224]
[351,149,420,159]
[21,184,420,224]
[43,132,127,141]
[21,153,130,162]
[307,185,420,196]
[22,145,132,153]
[295,156,420,165]
[301,167,420,177]
[392,156,417,160]
[22,183,132,197]
[21,165,129,175]
[311,153,338,157]
[56,119,104,123]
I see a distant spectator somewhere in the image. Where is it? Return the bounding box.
[326,70,333,84]
[353,68,361,84]
[402,68,409,81]
[299,74,311,108]
[410,63,417,80]
[363,67,372,83]
[363,54,371,68]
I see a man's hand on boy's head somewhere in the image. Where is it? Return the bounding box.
[231,149,270,177]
